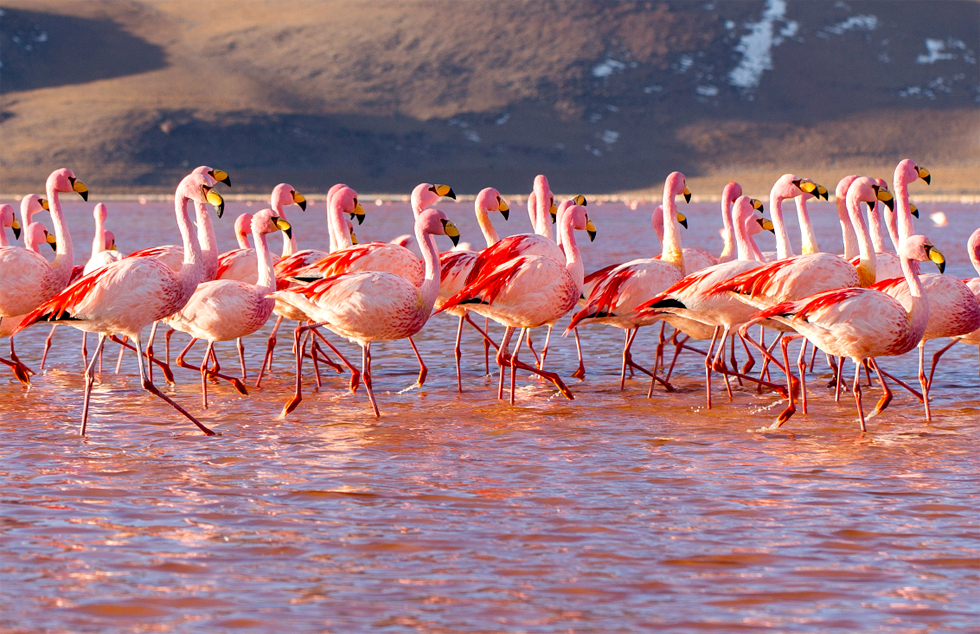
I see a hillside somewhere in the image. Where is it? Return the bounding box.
[1,0,978,196]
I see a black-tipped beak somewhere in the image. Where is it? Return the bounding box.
[751,199,764,213]
[351,200,366,225]
[497,196,510,220]
[926,245,945,274]
[586,217,597,242]
[10,219,20,240]
[45,230,57,251]
[683,187,692,203]
[817,184,829,200]
[273,216,292,239]
[441,218,460,246]
[756,217,775,234]
[433,184,456,200]
[572,194,587,206]
[293,190,307,211]
[204,186,225,218]
[211,169,232,187]
[68,176,89,201]
[910,204,919,218]
[677,212,688,229]
[917,166,931,185]
[40,198,49,211]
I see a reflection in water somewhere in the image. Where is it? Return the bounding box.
[1,200,978,631]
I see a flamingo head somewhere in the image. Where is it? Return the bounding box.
[834,175,860,203]
[179,173,225,218]
[26,223,56,252]
[253,208,292,240]
[552,195,587,223]
[902,235,945,274]
[722,181,742,204]
[417,208,459,247]
[867,178,895,211]
[272,182,306,212]
[234,213,253,240]
[563,205,597,242]
[48,168,88,201]
[333,186,365,225]
[665,172,691,203]
[103,230,117,251]
[896,159,930,187]
[20,194,49,227]
[476,187,510,220]
[790,176,828,201]
[0,204,19,240]
[412,183,456,215]
[93,202,108,224]
[326,182,348,211]
[193,166,231,187]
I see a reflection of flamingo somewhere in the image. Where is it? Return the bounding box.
[745,234,944,431]
[0,169,85,383]
[567,172,691,387]
[166,209,292,408]
[18,173,223,435]
[440,206,595,404]
[435,187,509,391]
[872,160,980,420]
[274,209,460,417]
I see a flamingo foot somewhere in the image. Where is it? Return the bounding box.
[571,363,586,380]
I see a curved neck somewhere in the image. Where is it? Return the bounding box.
[274,204,298,257]
[796,196,819,255]
[661,189,684,271]
[328,199,352,252]
[475,202,500,248]
[415,225,442,313]
[559,217,584,290]
[174,193,203,293]
[92,212,106,254]
[769,191,794,259]
[719,196,736,262]
[45,184,73,280]
[893,176,916,246]
[867,202,889,253]
[846,196,877,287]
[253,229,275,293]
[734,212,756,261]
[533,189,552,240]
[236,224,251,249]
[901,255,930,339]
[884,206,902,253]
[195,201,219,281]
[835,194,859,259]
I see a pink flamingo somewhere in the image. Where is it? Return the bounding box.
[274,209,461,417]
[18,172,224,436]
[0,205,21,244]
[165,208,292,408]
[0,219,53,381]
[627,196,785,405]
[0,169,86,383]
[439,205,596,404]
[527,174,557,240]
[744,233,944,431]
[951,228,980,373]
[871,161,980,420]
[435,187,510,391]
[567,172,691,387]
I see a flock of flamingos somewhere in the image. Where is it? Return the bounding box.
[0,161,978,436]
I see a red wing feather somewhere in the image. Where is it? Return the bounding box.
[584,262,620,285]
[439,257,528,314]
[709,258,795,297]
[19,266,111,329]
[464,236,530,285]
[215,248,246,279]
[869,277,906,292]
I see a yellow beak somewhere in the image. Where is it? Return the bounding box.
[677,212,688,229]
[292,190,307,211]
[572,194,588,206]
[350,228,358,245]
[910,204,919,218]
[441,218,460,246]
[204,186,225,218]
[873,185,895,210]
[756,217,775,233]
[751,198,764,212]
[682,187,692,203]
[496,196,510,219]
[585,217,597,242]
[273,217,292,239]
[69,176,89,201]
[46,230,57,250]
[350,201,366,225]
[10,218,20,240]
[926,245,945,273]
[434,184,456,199]
[211,169,231,187]
[108,240,118,251]
[40,198,50,211]
[917,166,931,185]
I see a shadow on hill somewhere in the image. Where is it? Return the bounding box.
[0,8,166,94]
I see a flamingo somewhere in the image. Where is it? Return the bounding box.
[274,209,461,417]
[439,205,596,404]
[626,196,785,405]
[434,187,509,391]
[0,169,86,382]
[0,220,54,381]
[566,172,691,387]
[743,233,944,431]
[17,172,225,436]
[165,208,292,408]
[0,205,21,245]
[871,160,980,420]
[232,213,253,249]
[951,228,980,374]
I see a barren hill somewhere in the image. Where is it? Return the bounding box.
[1,0,978,196]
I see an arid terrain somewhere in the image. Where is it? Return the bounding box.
[1,0,978,196]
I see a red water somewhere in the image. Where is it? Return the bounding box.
[1,198,978,632]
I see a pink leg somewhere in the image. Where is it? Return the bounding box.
[115,335,127,374]
[237,337,247,381]
[362,342,380,417]
[454,315,465,393]
[852,359,866,432]
[538,325,553,371]
[926,339,957,390]
[281,323,312,416]
[918,342,931,422]
[510,328,526,405]
[408,337,427,387]
[571,328,586,380]
[40,324,58,370]
[869,359,892,415]
[110,334,175,384]
[133,334,214,436]
[256,315,284,387]
[309,326,360,392]
[200,341,213,409]
[483,317,491,375]
[524,330,540,367]
[80,334,107,435]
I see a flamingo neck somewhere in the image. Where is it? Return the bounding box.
[253,228,275,294]
[866,202,889,253]
[661,189,684,271]
[235,224,251,249]
[92,211,106,255]
[846,193,877,287]
[718,195,736,262]
[475,201,499,248]
[650,207,665,255]
[274,203,298,257]
[884,205,902,253]
[900,254,930,340]
[415,225,441,313]
[559,216,585,290]
[893,175,916,245]
[328,199,352,252]
[174,193,203,298]
[734,210,755,261]
[534,187,552,240]
[835,194,859,259]
[796,196,819,255]
[194,201,219,282]
[45,185,73,284]
[769,191,794,260]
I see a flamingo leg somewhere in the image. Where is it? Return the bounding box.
[146,321,159,383]
[237,337,247,381]
[454,315,464,393]
[308,331,344,374]
[109,334,175,383]
[133,334,214,436]
[777,333,798,422]
[175,338,198,373]
[524,330,540,366]
[0,353,32,386]
[280,323,310,416]
[703,327,720,408]
[852,358,866,432]
[834,356,844,403]
[739,334,755,375]
[496,327,515,400]
[571,328,586,379]
[304,331,322,388]
[408,337,427,387]
[464,314,500,351]
[619,329,632,390]
[484,316,491,375]
[918,342,932,422]
[362,342,380,417]
[729,333,742,387]
[80,334,107,435]
[80,331,88,371]
[165,328,175,366]
[757,332,782,389]
[115,335,127,374]
[794,337,808,414]
[200,341,213,409]
[200,345,247,396]
[872,361,923,401]
[808,343,818,373]
[496,326,572,400]
[40,324,58,370]
[713,328,734,402]
[257,315,284,386]
[510,328,526,405]
[926,339,957,390]
[869,359,892,415]
[538,325,553,371]
[309,326,360,392]
[738,328,797,427]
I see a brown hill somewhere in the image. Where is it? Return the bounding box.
[1,0,978,196]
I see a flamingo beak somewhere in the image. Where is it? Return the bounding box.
[926,245,945,273]
[273,217,292,239]
[816,184,829,200]
[683,187,692,203]
[550,202,558,224]
[756,217,775,233]
[441,218,460,246]
[585,217,597,242]
[434,184,456,200]
[910,204,919,218]
[292,190,307,211]
[210,169,232,187]
[572,194,588,206]
[496,196,510,220]
[350,227,358,245]
[68,176,89,201]
[917,166,931,185]
[10,218,20,240]
[39,198,50,211]
[677,212,689,229]
[108,240,118,251]
[798,180,818,196]
[204,186,225,218]
[874,186,895,211]
[351,201,366,225]
[45,230,57,251]
[751,198,764,213]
